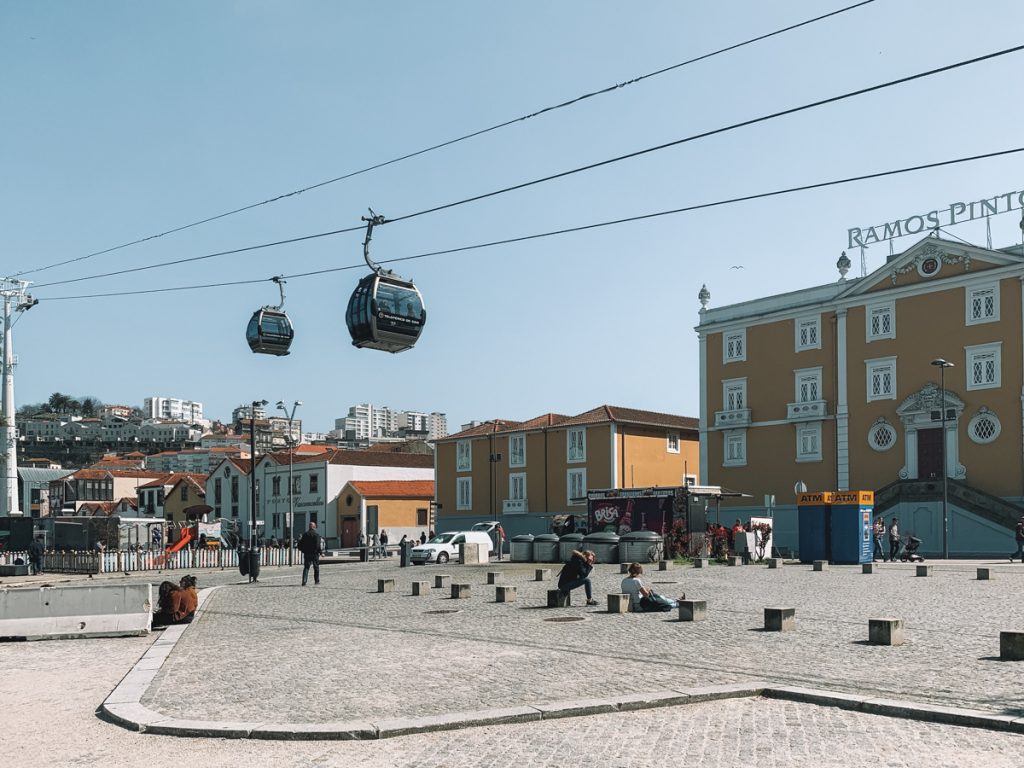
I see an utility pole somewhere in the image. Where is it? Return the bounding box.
[0,278,37,517]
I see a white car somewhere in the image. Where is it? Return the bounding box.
[410,530,493,564]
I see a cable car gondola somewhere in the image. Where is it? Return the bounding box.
[345,212,426,353]
[246,276,294,356]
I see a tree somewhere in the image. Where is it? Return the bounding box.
[47,392,71,414]
[80,397,99,417]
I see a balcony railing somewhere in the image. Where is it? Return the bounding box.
[502,499,528,514]
[786,400,828,421]
[714,408,751,428]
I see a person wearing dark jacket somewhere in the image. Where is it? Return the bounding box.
[298,522,322,586]
[557,549,598,605]
[29,536,45,575]
[1011,515,1024,562]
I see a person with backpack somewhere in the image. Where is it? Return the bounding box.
[1011,515,1024,562]
[298,522,322,586]
[620,562,684,612]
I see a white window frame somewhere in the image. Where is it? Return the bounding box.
[965,342,1001,391]
[456,477,472,511]
[796,422,822,462]
[865,356,897,402]
[723,378,747,411]
[456,440,472,472]
[509,472,526,501]
[795,315,821,351]
[666,432,680,453]
[966,283,1000,326]
[868,420,897,452]
[967,409,1001,444]
[723,329,746,363]
[795,367,822,403]
[866,301,895,341]
[567,468,586,506]
[723,431,746,467]
[508,433,526,468]
[567,427,586,463]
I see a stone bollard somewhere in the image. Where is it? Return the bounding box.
[495,585,516,603]
[411,580,429,596]
[916,565,932,577]
[486,571,502,585]
[451,583,471,599]
[1000,631,1024,660]
[547,589,570,607]
[678,599,707,622]
[693,558,709,568]
[764,606,796,632]
[977,567,992,581]
[767,558,782,569]
[813,560,828,571]
[869,618,905,646]
[607,593,630,613]
[658,560,670,571]
[727,556,743,567]
[620,563,631,574]
[862,563,876,574]
[434,574,451,589]
[535,568,551,581]
[377,578,395,593]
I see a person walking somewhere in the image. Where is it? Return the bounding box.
[1011,515,1024,562]
[28,536,45,575]
[379,529,390,557]
[557,549,598,606]
[872,517,885,562]
[887,517,900,562]
[298,522,322,586]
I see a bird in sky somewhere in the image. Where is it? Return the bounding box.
[729,265,744,270]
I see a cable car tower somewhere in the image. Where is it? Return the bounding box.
[345,211,426,353]
[0,278,37,517]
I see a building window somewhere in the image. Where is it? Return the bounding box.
[416,508,428,526]
[272,476,281,496]
[724,431,746,467]
[272,513,280,529]
[567,428,586,463]
[868,419,897,451]
[795,368,822,403]
[968,408,1001,444]
[724,330,746,362]
[796,422,822,462]
[795,315,820,351]
[723,378,746,411]
[509,472,526,501]
[966,283,999,325]
[509,434,526,467]
[966,342,1001,390]
[866,301,895,341]
[456,440,472,472]
[456,477,472,511]
[667,432,680,453]
[231,476,238,503]
[866,357,897,401]
[293,475,301,495]
[309,474,318,493]
[180,484,188,501]
[567,468,586,506]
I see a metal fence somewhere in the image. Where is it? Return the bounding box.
[0,547,297,574]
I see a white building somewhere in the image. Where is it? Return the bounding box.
[333,403,448,443]
[145,396,204,424]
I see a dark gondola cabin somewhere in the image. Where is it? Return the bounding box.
[346,273,426,353]
[246,308,294,356]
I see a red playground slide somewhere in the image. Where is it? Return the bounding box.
[166,527,194,553]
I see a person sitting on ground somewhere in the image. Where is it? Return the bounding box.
[620,562,684,612]
[178,574,198,618]
[153,581,193,627]
[557,549,598,606]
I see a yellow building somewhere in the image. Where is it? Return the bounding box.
[434,405,699,537]
[697,234,1024,556]
[336,480,434,547]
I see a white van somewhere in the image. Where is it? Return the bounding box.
[410,530,493,564]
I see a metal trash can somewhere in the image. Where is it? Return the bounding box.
[238,548,250,576]
[619,531,664,564]
[400,540,412,567]
[583,531,620,564]
[532,533,561,563]
[247,549,261,581]
[558,533,585,562]
[510,534,535,562]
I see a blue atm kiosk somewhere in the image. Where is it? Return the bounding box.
[830,491,874,565]
[797,492,832,563]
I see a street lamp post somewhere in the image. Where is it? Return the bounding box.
[277,399,302,566]
[930,359,954,559]
[249,399,268,582]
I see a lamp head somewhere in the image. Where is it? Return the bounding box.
[930,358,954,368]
[276,401,285,409]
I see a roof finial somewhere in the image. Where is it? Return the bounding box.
[837,251,851,282]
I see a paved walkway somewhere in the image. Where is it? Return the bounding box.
[4,557,1024,765]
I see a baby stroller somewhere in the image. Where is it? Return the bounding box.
[899,535,924,563]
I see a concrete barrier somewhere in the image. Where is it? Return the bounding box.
[0,583,152,640]
[450,583,471,599]
[658,560,670,571]
[727,556,742,567]
[813,560,828,572]
[433,574,451,589]
[862,563,876,574]
[411,581,429,596]
[486,571,502,584]
[678,600,707,622]
[535,569,551,581]
[0,564,29,576]
[767,558,782,569]
[1000,631,1024,660]
[619,563,631,574]
[547,589,569,607]
[764,607,795,632]
[607,594,630,613]
[916,565,932,577]
[495,585,516,603]
[977,567,992,580]
[377,578,395,593]
[869,618,904,646]
[693,558,709,568]
[460,543,487,565]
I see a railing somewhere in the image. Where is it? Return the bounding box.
[0,547,298,574]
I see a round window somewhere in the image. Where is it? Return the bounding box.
[968,410,1000,444]
[868,421,897,452]
[918,256,941,277]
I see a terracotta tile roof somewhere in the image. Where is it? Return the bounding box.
[311,448,433,469]
[69,469,166,481]
[348,480,435,498]
[557,405,698,431]
[167,475,207,495]
[440,419,524,441]
[139,472,208,489]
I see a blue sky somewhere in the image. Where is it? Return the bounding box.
[3,1,1023,434]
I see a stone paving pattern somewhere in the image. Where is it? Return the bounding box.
[142,559,1024,723]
